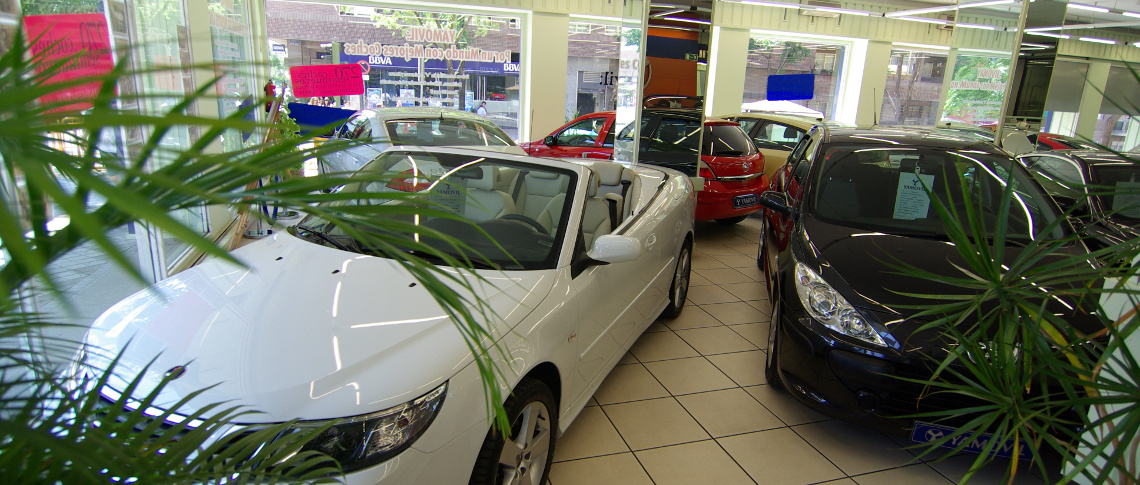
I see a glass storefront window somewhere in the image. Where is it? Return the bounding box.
[942,53,1009,127]
[1095,66,1140,151]
[1040,60,1087,137]
[567,19,621,119]
[880,48,948,126]
[742,36,847,119]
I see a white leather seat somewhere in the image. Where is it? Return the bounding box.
[517,171,570,223]
[465,166,517,221]
[590,161,641,227]
[581,175,613,248]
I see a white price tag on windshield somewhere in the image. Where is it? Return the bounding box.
[893,172,936,220]
[1113,181,1140,218]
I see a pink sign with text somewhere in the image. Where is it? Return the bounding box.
[24,14,115,112]
[290,64,365,98]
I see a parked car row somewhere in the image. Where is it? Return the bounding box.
[68,100,1139,483]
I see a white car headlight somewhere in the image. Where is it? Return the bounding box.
[793,263,888,347]
[286,382,447,474]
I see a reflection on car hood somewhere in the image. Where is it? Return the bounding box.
[803,217,1101,335]
[83,232,555,422]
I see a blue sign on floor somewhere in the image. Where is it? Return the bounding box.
[911,422,1033,461]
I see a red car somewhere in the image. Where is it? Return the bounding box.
[1029,132,1100,151]
[522,110,767,223]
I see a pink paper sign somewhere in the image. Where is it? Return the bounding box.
[24,14,115,112]
[290,64,365,98]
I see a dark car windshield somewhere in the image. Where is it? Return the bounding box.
[1089,165,1140,222]
[383,118,514,146]
[812,146,1065,241]
[705,124,758,157]
[293,151,574,270]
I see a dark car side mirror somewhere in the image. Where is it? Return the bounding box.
[544,135,557,146]
[759,191,795,217]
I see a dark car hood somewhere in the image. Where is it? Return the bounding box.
[802,217,1103,344]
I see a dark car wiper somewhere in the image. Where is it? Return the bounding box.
[293,224,352,252]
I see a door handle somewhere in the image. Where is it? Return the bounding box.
[645,234,657,251]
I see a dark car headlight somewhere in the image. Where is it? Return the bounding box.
[285,382,447,474]
[793,262,888,347]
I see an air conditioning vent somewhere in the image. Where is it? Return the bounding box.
[800,0,843,18]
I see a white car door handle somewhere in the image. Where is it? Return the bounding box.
[645,234,657,251]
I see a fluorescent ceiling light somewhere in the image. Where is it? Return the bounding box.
[955,23,997,30]
[1133,42,1140,47]
[893,16,951,25]
[893,42,950,51]
[961,0,1016,8]
[1123,11,1140,18]
[1068,3,1109,13]
[651,8,686,17]
[805,6,872,16]
[1020,42,1050,48]
[885,5,957,17]
[1079,36,1117,44]
[737,0,799,8]
[661,16,711,24]
[1025,31,1070,39]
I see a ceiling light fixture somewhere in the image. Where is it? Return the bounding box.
[955,23,997,30]
[893,16,951,25]
[960,0,1016,8]
[804,6,873,16]
[1068,3,1109,13]
[651,8,686,17]
[1123,11,1140,18]
[894,42,950,51]
[1079,36,1117,44]
[1025,31,1070,38]
[885,5,957,17]
[737,0,799,8]
[661,16,711,24]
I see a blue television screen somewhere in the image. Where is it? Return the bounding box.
[767,74,815,101]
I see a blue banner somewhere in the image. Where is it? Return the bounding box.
[767,73,815,101]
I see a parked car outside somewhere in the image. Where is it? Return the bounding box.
[1029,132,1101,151]
[522,109,768,223]
[719,112,847,178]
[320,107,523,175]
[69,146,695,485]
[756,126,1104,437]
[1018,150,1140,251]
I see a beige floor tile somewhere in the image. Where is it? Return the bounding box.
[691,253,729,270]
[635,440,755,485]
[852,464,953,485]
[553,406,630,461]
[926,454,1047,485]
[644,357,738,395]
[696,242,743,256]
[734,263,765,282]
[728,322,769,349]
[747,297,773,317]
[819,480,859,485]
[677,388,783,437]
[592,364,670,405]
[793,420,916,476]
[628,331,699,362]
[687,285,740,305]
[714,253,758,268]
[674,326,757,355]
[695,267,755,284]
[721,281,766,301]
[719,428,846,485]
[688,272,714,287]
[662,305,723,330]
[703,301,767,325]
[707,350,767,386]
[548,453,653,485]
[617,351,638,365]
[644,320,668,333]
[744,385,832,426]
[603,397,710,450]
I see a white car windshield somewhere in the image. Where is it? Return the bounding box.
[383,118,514,147]
[293,151,576,270]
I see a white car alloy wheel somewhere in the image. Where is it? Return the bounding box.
[470,377,558,485]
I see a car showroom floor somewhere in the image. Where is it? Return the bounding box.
[547,215,1049,485]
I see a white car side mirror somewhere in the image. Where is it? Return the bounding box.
[588,234,641,264]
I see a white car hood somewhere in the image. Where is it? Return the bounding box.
[84,233,555,422]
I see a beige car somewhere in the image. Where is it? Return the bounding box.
[719,112,847,178]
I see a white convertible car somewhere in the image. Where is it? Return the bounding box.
[77,147,696,484]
